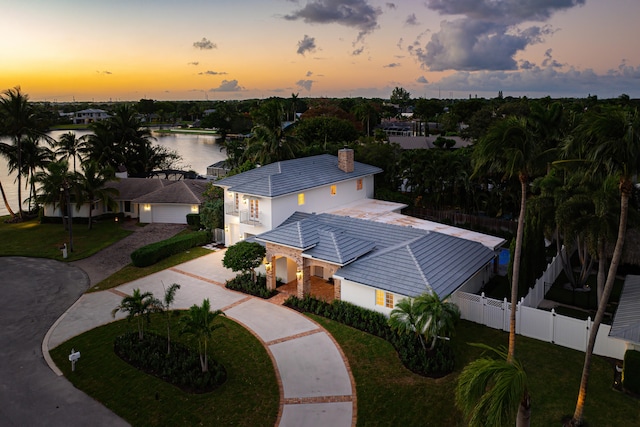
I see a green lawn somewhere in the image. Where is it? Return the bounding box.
[311,316,640,427]
[50,314,279,427]
[0,216,131,261]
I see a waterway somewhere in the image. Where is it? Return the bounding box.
[0,130,226,217]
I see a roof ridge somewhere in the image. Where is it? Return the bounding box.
[181,180,199,202]
[328,231,343,263]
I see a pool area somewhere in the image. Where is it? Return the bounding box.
[499,248,510,266]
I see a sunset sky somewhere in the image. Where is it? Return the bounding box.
[2,0,640,102]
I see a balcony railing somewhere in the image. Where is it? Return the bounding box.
[225,202,239,216]
[239,210,261,226]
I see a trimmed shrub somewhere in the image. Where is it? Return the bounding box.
[113,331,226,393]
[284,295,454,377]
[623,350,640,395]
[186,213,201,230]
[225,273,277,299]
[130,230,211,267]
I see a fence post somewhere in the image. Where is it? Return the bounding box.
[481,292,486,325]
[550,308,556,344]
[503,297,509,332]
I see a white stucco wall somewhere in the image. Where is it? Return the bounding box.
[337,277,402,316]
[455,263,494,294]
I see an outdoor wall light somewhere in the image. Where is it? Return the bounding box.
[296,269,303,280]
[224,225,229,232]
[143,204,151,211]
[191,205,199,213]
[265,262,272,272]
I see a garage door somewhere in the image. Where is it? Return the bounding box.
[151,204,191,224]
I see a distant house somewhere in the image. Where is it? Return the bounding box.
[206,160,230,179]
[72,109,109,125]
[215,148,505,313]
[43,178,209,225]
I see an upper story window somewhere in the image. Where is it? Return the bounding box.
[250,199,259,219]
[234,193,239,211]
[330,185,337,196]
[356,179,363,191]
[298,193,305,205]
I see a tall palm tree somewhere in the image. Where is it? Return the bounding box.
[568,106,640,426]
[456,344,530,427]
[0,86,37,218]
[33,160,76,224]
[111,288,157,341]
[180,298,225,373]
[472,116,550,362]
[55,132,85,173]
[76,161,118,230]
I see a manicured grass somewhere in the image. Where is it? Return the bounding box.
[89,246,212,292]
[311,316,640,427]
[50,314,279,427]
[0,216,131,261]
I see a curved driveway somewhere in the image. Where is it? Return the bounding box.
[7,251,356,426]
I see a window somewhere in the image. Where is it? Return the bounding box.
[234,193,239,211]
[356,179,363,191]
[298,193,305,205]
[330,185,337,196]
[376,289,394,308]
[250,199,259,219]
[124,201,131,212]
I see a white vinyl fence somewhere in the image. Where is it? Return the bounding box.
[452,246,630,360]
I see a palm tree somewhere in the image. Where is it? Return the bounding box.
[156,282,181,355]
[111,288,157,340]
[472,116,550,362]
[0,86,37,219]
[55,132,85,173]
[389,296,428,349]
[76,161,118,230]
[180,298,225,373]
[14,134,54,212]
[415,292,460,350]
[456,344,530,427]
[33,160,76,224]
[568,106,640,426]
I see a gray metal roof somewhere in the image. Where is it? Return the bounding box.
[257,213,495,298]
[336,232,494,298]
[215,154,382,197]
[609,275,640,343]
[131,179,209,204]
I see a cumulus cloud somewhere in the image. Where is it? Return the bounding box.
[296,79,315,91]
[386,2,396,9]
[384,63,401,68]
[297,35,317,55]
[306,70,314,77]
[284,0,382,41]
[409,19,552,71]
[416,76,429,84]
[212,80,243,92]
[405,13,419,26]
[188,61,199,66]
[193,37,217,50]
[352,46,365,56]
[410,0,584,71]
[199,70,228,76]
[542,49,563,68]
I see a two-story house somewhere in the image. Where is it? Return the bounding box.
[215,149,382,246]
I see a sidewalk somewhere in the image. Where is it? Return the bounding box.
[45,250,356,427]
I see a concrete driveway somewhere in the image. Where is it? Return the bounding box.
[0,256,128,427]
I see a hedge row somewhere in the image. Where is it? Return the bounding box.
[130,230,211,267]
[284,295,454,377]
[114,331,226,393]
[40,212,125,224]
[186,213,201,229]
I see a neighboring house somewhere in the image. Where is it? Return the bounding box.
[72,108,110,125]
[215,149,382,246]
[215,148,506,313]
[43,178,209,225]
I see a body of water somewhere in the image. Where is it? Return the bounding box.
[0,129,227,217]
